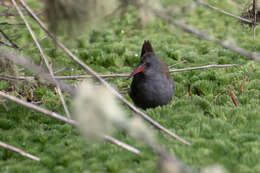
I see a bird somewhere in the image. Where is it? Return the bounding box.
[128,40,175,109]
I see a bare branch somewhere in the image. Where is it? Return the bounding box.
[12,0,71,118]
[150,7,260,62]
[0,64,237,81]
[194,0,254,24]
[168,60,187,68]
[21,35,48,49]
[253,0,257,39]
[0,29,21,50]
[0,22,25,26]
[0,90,140,155]
[18,0,190,145]
[0,39,15,48]
[170,64,238,72]
[0,141,40,161]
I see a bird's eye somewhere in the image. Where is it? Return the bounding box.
[145,62,151,67]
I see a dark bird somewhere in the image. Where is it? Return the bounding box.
[128,40,175,109]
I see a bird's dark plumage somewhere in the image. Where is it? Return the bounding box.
[128,40,175,109]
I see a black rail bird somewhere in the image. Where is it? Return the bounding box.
[128,40,175,109]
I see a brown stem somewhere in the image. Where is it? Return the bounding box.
[253,0,257,39]
[240,75,249,93]
[188,82,192,99]
[229,85,238,107]
[0,141,40,161]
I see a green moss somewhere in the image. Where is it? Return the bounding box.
[1,0,260,172]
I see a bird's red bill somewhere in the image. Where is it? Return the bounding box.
[129,65,144,78]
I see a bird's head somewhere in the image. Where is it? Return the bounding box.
[129,52,161,78]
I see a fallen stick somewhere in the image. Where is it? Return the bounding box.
[0,90,140,155]
[19,0,190,145]
[0,64,238,81]
[0,141,40,161]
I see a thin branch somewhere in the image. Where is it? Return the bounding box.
[150,7,260,62]
[194,0,254,24]
[19,0,190,145]
[0,28,21,50]
[213,90,228,101]
[170,64,238,72]
[21,35,47,49]
[0,39,15,48]
[0,90,140,155]
[0,64,238,81]
[168,60,187,68]
[0,22,25,26]
[0,141,40,161]
[240,75,249,93]
[12,0,71,118]
[253,0,257,39]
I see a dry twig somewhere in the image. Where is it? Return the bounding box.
[0,29,21,50]
[12,0,71,118]
[0,90,140,155]
[0,64,237,81]
[213,90,228,101]
[21,35,48,49]
[188,82,192,99]
[18,0,190,145]
[253,0,257,39]
[0,141,40,161]
[0,39,15,49]
[168,60,187,68]
[0,22,25,26]
[143,5,260,62]
[240,75,249,93]
[194,0,253,24]
[229,85,238,107]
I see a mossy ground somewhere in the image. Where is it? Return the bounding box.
[1,0,260,173]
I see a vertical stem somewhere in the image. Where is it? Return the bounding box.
[253,0,257,39]
[12,0,71,118]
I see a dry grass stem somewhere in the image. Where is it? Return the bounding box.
[240,75,249,93]
[229,85,238,107]
[188,82,192,99]
[12,0,71,118]
[0,141,40,161]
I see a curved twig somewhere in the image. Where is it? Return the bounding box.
[0,90,140,155]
